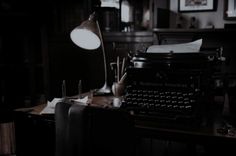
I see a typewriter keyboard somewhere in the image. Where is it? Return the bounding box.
[122,86,201,120]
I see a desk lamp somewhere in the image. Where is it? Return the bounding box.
[70,12,111,95]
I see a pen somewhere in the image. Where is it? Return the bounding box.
[119,72,127,84]
[121,57,125,77]
[117,56,120,82]
[110,62,117,81]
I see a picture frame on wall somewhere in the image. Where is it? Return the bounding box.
[178,0,215,12]
[224,0,236,20]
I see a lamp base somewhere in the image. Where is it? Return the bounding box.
[94,82,111,96]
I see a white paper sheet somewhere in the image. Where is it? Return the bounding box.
[146,39,202,53]
[40,96,89,114]
[40,98,62,114]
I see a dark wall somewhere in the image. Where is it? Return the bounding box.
[0,0,51,108]
[45,1,106,100]
[47,34,105,99]
[0,0,94,107]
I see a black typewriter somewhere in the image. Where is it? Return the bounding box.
[121,51,222,123]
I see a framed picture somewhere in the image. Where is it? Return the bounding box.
[178,0,215,12]
[224,0,236,20]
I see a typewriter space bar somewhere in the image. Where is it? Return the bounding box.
[132,111,182,121]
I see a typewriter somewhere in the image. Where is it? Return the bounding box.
[122,50,222,124]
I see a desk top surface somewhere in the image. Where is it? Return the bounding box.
[14,94,236,143]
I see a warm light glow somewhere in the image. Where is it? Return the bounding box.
[70,28,101,50]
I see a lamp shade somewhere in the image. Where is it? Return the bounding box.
[70,14,101,50]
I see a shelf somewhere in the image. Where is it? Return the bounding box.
[153,28,226,33]
[103,31,153,42]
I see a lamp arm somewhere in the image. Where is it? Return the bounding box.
[95,20,111,94]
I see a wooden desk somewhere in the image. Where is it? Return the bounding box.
[14,104,55,156]
[14,95,236,155]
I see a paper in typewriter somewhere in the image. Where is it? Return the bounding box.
[146,39,202,53]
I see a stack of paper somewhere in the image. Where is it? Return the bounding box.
[40,96,89,114]
[40,98,62,114]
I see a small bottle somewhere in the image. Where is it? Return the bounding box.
[189,17,197,29]
[176,15,183,28]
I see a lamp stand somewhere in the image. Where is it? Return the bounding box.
[94,20,111,95]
